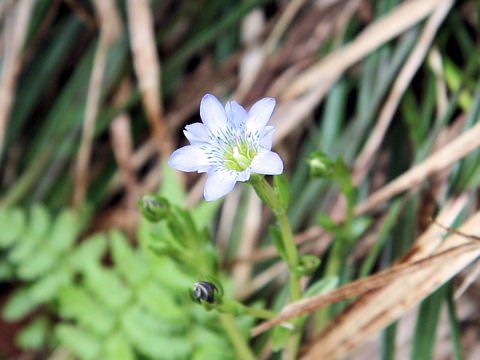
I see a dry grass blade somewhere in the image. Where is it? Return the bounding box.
[270,0,449,144]
[109,79,139,234]
[264,0,307,55]
[0,0,35,159]
[280,0,446,100]
[251,195,469,339]
[73,0,122,209]
[300,197,480,360]
[352,0,454,184]
[252,242,478,337]
[354,121,480,216]
[127,0,170,156]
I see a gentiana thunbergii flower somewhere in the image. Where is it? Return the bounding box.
[169,94,284,201]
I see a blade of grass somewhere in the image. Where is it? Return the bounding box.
[411,283,447,360]
[446,283,465,360]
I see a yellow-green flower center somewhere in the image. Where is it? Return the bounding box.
[223,143,257,171]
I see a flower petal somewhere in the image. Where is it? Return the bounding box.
[259,126,275,150]
[245,97,276,136]
[200,94,228,137]
[225,100,248,129]
[204,169,238,201]
[249,151,284,175]
[236,169,252,182]
[184,123,209,144]
[168,145,211,172]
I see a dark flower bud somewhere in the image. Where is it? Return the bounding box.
[193,281,218,304]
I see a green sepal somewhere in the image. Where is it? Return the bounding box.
[203,274,224,298]
[269,226,287,261]
[295,255,321,277]
[273,174,291,211]
[249,174,277,210]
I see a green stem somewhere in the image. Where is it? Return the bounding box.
[242,305,278,320]
[277,211,301,301]
[218,299,278,320]
[249,175,302,358]
[219,313,256,360]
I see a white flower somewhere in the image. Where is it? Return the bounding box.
[169,94,284,201]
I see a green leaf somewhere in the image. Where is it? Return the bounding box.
[48,209,79,252]
[304,276,339,298]
[0,260,14,281]
[103,333,136,360]
[3,288,39,321]
[160,159,186,206]
[7,233,41,266]
[272,324,293,351]
[317,213,338,232]
[84,263,131,310]
[58,285,115,336]
[273,174,291,211]
[137,280,187,322]
[151,258,195,293]
[121,306,192,359]
[55,324,101,360]
[28,204,51,239]
[29,268,71,304]
[191,322,230,358]
[16,245,56,280]
[191,200,221,230]
[411,284,447,359]
[68,233,107,271]
[110,230,149,285]
[0,207,25,248]
[16,316,50,350]
[193,344,234,360]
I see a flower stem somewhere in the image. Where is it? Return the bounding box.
[249,175,302,358]
[276,211,301,300]
[243,305,278,320]
[219,313,256,360]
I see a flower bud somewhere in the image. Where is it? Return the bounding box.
[193,281,218,304]
[138,195,170,222]
[307,150,334,178]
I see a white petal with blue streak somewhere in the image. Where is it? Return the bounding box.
[225,100,248,129]
[249,151,283,175]
[204,169,238,201]
[200,94,228,138]
[245,98,276,136]
[168,145,211,172]
[184,123,209,144]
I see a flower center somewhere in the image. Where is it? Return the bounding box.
[223,142,257,171]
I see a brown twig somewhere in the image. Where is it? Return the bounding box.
[430,218,480,242]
